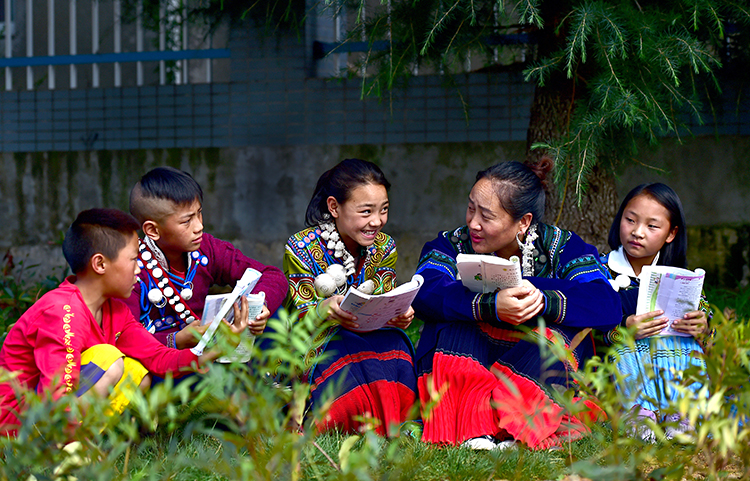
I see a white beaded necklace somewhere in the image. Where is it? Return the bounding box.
[319,221,356,276]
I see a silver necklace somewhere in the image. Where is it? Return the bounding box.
[319,221,356,276]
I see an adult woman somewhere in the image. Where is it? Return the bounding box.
[284,158,417,436]
[413,161,621,450]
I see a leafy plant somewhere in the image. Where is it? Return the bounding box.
[0,283,749,480]
[0,251,66,337]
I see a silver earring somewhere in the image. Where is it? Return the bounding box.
[516,231,525,250]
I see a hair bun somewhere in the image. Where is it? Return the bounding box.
[526,157,553,190]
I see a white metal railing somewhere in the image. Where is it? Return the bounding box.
[1,0,229,90]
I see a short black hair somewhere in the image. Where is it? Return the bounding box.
[608,183,688,269]
[129,167,203,224]
[474,160,550,223]
[62,209,140,274]
[305,158,391,226]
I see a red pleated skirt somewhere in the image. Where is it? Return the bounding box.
[419,351,604,449]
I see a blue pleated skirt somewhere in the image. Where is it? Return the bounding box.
[613,335,706,412]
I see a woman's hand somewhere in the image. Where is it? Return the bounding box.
[249,305,271,336]
[495,280,544,325]
[317,295,360,330]
[386,306,415,330]
[671,310,708,337]
[625,309,668,340]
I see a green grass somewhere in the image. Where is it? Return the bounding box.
[100,426,606,481]
[1,266,750,480]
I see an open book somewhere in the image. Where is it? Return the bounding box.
[203,291,265,363]
[636,265,705,337]
[456,253,522,293]
[338,274,424,333]
[190,267,262,356]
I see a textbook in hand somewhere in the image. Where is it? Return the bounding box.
[203,291,265,363]
[456,253,522,293]
[636,265,705,338]
[190,267,261,357]
[338,274,424,333]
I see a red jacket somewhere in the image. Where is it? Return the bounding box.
[0,278,198,434]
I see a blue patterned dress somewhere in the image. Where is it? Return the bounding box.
[413,223,621,449]
[602,246,709,412]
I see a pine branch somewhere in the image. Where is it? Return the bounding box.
[564,3,595,78]
[421,0,463,55]
[517,0,543,27]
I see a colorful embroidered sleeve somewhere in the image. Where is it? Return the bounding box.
[368,237,397,295]
[529,230,621,330]
[413,231,499,324]
[284,243,325,322]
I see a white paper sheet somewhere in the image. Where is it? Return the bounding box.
[636,265,705,337]
[190,267,261,356]
[338,274,424,332]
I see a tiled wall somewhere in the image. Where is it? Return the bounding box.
[0,23,535,152]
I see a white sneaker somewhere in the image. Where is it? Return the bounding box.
[626,407,657,443]
[461,436,518,451]
[462,435,497,450]
[494,440,518,450]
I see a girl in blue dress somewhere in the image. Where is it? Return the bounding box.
[602,183,709,440]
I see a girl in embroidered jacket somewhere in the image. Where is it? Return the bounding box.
[602,183,709,440]
[283,158,417,437]
[413,160,621,450]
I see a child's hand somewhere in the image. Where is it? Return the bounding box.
[317,296,359,331]
[176,320,210,349]
[197,298,249,364]
[625,310,668,339]
[223,296,250,346]
[671,310,708,337]
[386,306,415,330]
[495,280,544,325]
[249,305,270,336]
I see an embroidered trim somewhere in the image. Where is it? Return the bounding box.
[137,239,204,330]
[166,331,177,349]
[542,290,567,324]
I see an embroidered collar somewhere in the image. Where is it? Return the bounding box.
[608,245,659,279]
[137,239,207,330]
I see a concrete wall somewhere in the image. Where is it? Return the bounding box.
[3,137,749,290]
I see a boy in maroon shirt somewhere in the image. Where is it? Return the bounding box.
[0,209,246,436]
[125,166,287,350]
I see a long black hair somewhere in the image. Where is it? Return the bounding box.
[305,159,391,226]
[474,160,551,223]
[608,183,687,268]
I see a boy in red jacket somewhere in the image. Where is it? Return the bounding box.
[0,209,247,436]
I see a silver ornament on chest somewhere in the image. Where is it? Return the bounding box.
[148,288,165,306]
[314,272,337,297]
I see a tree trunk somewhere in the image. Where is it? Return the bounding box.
[525,83,618,253]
